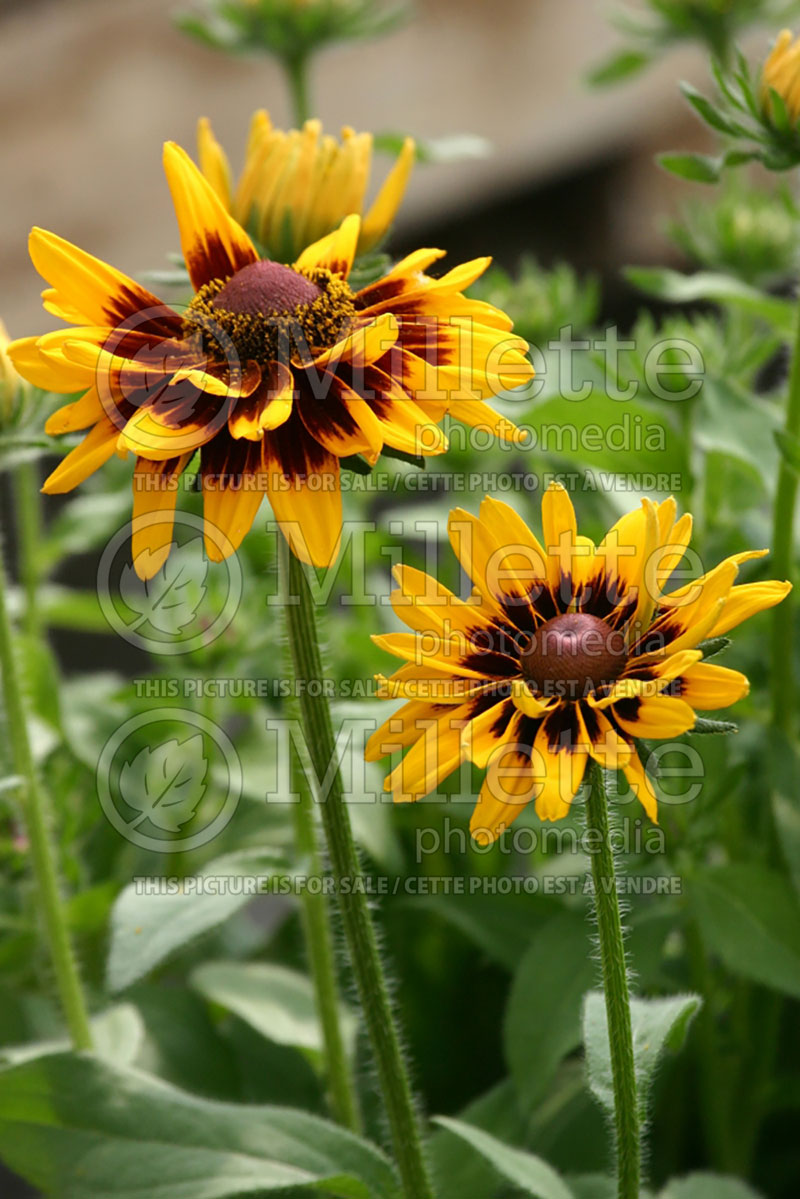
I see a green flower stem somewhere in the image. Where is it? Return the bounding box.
[280,538,434,1199]
[0,541,92,1050]
[285,690,361,1131]
[275,39,363,1134]
[15,460,42,640]
[770,303,800,734]
[285,53,311,125]
[585,764,640,1199]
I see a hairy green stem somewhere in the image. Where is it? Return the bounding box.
[279,589,361,1132]
[770,303,800,733]
[586,764,640,1199]
[289,739,362,1131]
[0,541,92,1050]
[280,539,434,1199]
[15,460,42,640]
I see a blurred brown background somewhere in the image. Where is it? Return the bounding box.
[0,0,717,339]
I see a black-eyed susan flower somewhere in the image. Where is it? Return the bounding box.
[366,486,791,845]
[197,111,415,261]
[762,29,800,124]
[8,143,531,579]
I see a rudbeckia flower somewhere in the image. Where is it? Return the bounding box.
[761,29,800,124]
[197,110,415,261]
[8,143,531,578]
[366,486,791,845]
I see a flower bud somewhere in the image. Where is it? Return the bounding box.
[761,29,800,125]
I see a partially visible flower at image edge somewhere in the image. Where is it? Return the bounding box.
[197,110,415,261]
[7,143,531,578]
[0,319,22,425]
[761,29,800,124]
[366,486,791,845]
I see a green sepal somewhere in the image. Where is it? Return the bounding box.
[690,717,738,735]
[696,636,732,660]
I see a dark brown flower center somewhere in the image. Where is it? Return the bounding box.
[185,263,356,367]
[211,260,322,317]
[520,613,626,700]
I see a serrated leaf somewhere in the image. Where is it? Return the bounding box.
[691,864,800,997]
[119,735,207,834]
[583,992,701,1120]
[107,849,288,992]
[432,1117,574,1199]
[0,1052,399,1198]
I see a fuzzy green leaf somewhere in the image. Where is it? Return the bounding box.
[432,1117,574,1199]
[0,1052,399,1198]
[583,992,701,1119]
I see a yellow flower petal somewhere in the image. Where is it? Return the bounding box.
[197,117,233,210]
[163,141,258,291]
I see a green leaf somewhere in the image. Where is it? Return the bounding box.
[625,267,795,333]
[525,383,684,480]
[691,864,800,997]
[659,1173,765,1199]
[659,153,721,184]
[767,728,800,897]
[775,428,800,476]
[0,1052,399,1199]
[586,50,651,87]
[107,848,288,992]
[679,84,746,136]
[566,1177,615,1199]
[432,1117,574,1199]
[409,890,556,971]
[429,1080,530,1199]
[583,992,701,1119]
[693,378,779,488]
[191,960,355,1059]
[0,1004,144,1068]
[504,912,595,1111]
